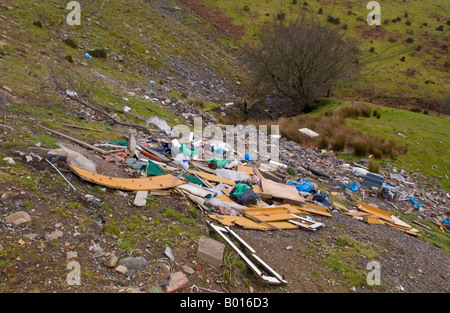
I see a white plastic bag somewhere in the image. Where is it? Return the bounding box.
[174,153,189,170]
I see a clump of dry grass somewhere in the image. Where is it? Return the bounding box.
[240,102,407,159]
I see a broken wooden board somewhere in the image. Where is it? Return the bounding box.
[209,215,299,230]
[69,165,185,191]
[191,170,236,186]
[292,204,333,217]
[149,190,172,196]
[237,165,254,176]
[303,202,329,212]
[243,206,307,222]
[345,211,373,217]
[366,216,382,224]
[332,202,350,212]
[244,205,303,215]
[357,201,393,223]
[133,190,148,207]
[217,194,238,204]
[261,178,305,203]
[140,148,163,162]
[252,184,263,194]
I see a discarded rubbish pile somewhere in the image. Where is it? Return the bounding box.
[278,136,449,230]
[36,117,449,236]
[30,115,448,290]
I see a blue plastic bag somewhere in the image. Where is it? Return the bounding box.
[244,153,254,162]
[410,196,422,208]
[442,219,450,230]
[345,182,359,192]
[288,179,314,193]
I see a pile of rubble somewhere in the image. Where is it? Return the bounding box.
[24,114,448,290]
[277,135,449,229]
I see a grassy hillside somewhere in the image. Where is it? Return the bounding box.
[199,0,450,106]
[0,0,246,114]
[303,99,450,190]
[346,103,450,190]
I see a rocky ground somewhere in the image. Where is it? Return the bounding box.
[0,0,448,296]
[0,115,448,294]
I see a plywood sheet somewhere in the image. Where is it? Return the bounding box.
[244,206,302,215]
[357,201,393,222]
[303,202,329,212]
[261,178,305,203]
[237,165,254,175]
[292,204,333,217]
[208,215,299,230]
[69,165,185,191]
[367,216,382,224]
[192,170,236,186]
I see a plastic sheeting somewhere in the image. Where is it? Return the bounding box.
[146,116,173,136]
[215,168,250,182]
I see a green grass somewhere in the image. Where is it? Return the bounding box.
[322,236,381,290]
[346,103,450,190]
[204,0,450,101]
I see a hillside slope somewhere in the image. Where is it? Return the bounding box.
[196,0,450,108]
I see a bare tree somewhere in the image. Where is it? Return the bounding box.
[248,15,360,112]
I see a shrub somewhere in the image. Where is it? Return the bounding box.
[32,20,43,28]
[88,48,107,58]
[409,106,422,113]
[372,109,378,117]
[332,137,346,151]
[277,12,286,20]
[353,141,368,157]
[319,136,329,149]
[248,16,360,112]
[63,38,78,49]
[287,167,298,176]
[406,37,414,43]
[65,55,74,63]
[368,160,380,173]
[318,8,323,14]
[243,5,250,12]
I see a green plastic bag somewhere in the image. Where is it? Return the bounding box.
[208,157,229,169]
[230,183,251,196]
[145,160,167,176]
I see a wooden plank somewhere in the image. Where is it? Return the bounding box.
[252,184,263,194]
[345,211,373,217]
[69,165,185,191]
[292,204,333,217]
[133,190,148,207]
[244,206,302,215]
[357,201,393,222]
[217,194,237,203]
[140,148,162,162]
[192,170,236,186]
[303,202,329,212]
[237,165,254,175]
[367,216,382,224]
[261,178,305,203]
[208,215,299,230]
[251,213,302,222]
